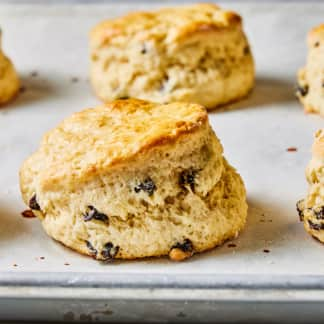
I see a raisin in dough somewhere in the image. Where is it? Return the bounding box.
[297,24,324,116]
[20,99,247,261]
[297,129,324,241]
[0,30,19,105]
[90,3,254,110]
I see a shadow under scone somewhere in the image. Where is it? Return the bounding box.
[219,76,296,112]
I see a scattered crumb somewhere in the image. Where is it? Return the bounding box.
[30,71,38,77]
[39,256,45,260]
[13,264,18,267]
[64,262,70,266]
[287,147,297,152]
[21,210,36,218]
[71,77,79,83]
[227,243,237,248]
[19,86,26,93]
[260,219,265,223]
[263,249,270,253]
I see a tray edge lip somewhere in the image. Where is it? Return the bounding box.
[2,272,324,291]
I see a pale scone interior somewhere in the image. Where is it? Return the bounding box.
[20,99,247,260]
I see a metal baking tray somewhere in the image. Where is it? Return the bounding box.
[0,1,323,322]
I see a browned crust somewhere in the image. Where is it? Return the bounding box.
[42,123,207,190]
[172,13,242,43]
[0,84,20,107]
[101,119,206,166]
[90,4,242,48]
[309,23,324,35]
[79,100,207,163]
[39,99,208,189]
[0,51,20,106]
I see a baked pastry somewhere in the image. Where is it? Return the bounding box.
[297,24,324,116]
[20,99,248,261]
[90,3,254,110]
[20,99,247,261]
[0,30,20,105]
[297,129,324,241]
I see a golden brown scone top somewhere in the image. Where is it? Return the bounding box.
[312,129,324,159]
[91,3,242,47]
[307,23,324,47]
[22,99,208,190]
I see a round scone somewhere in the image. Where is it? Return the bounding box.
[90,3,254,110]
[297,24,324,116]
[297,129,324,241]
[0,30,20,105]
[20,99,247,261]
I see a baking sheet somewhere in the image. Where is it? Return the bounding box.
[0,1,323,291]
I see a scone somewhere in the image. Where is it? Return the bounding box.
[297,24,324,116]
[90,3,254,110]
[20,98,247,261]
[297,129,324,241]
[0,30,20,105]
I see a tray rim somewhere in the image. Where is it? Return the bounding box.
[2,273,324,301]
